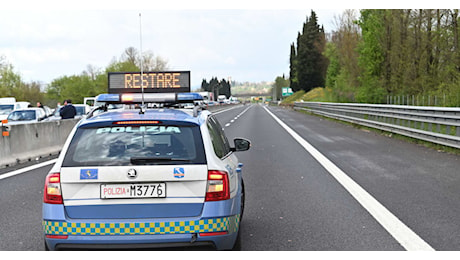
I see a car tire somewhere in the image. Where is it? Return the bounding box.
[239,180,245,221]
[231,180,245,251]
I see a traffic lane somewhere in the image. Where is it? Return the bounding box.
[211,104,250,129]
[0,164,52,250]
[219,104,403,250]
[267,105,460,250]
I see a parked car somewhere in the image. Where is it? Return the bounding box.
[5,108,47,125]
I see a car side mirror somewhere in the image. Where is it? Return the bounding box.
[231,138,251,152]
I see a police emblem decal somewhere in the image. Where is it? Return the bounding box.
[80,169,98,180]
[173,167,185,178]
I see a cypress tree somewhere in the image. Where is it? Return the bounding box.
[294,10,327,92]
[289,43,299,91]
[201,79,210,91]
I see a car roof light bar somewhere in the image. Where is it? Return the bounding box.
[122,93,177,103]
[95,93,203,104]
[96,94,120,103]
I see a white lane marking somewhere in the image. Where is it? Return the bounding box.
[213,105,242,115]
[220,105,252,128]
[0,159,57,180]
[263,106,435,251]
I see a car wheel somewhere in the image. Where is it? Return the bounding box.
[239,180,245,221]
[231,180,245,251]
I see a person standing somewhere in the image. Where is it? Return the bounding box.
[59,99,77,119]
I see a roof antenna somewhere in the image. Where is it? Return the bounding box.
[139,12,145,114]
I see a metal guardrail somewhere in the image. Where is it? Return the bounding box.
[294,102,460,150]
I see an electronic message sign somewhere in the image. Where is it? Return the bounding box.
[108,71,191,93]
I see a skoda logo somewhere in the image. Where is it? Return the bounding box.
[127,169,137,179]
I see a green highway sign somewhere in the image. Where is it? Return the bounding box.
[282,87,293,97]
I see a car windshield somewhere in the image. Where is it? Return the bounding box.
[63,123,206,166]
[0,104,14,115]
[7,110,36,121]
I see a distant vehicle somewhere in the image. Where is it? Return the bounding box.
[46,104,90,121]
[0,97,30,121]
[217,95,226,104]
[84,97,96,107]
[75,104,91,115]
[181,103,195,109]
[5,108,47,125]
[197,92,214,103]
[229,96,239,104]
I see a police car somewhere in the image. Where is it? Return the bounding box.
[42,91,250,250]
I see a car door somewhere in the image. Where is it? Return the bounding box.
[206,115,239,198]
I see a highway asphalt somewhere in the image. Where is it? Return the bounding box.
[1,104,459,251]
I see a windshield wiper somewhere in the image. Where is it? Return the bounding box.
[130,157,190,165]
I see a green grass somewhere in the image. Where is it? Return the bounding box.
[281,87,334,104]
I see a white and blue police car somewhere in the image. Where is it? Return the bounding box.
[42,92,250,250]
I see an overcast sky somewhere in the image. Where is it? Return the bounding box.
[0,1,449,89]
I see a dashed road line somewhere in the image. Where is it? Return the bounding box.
[222,105,252,128]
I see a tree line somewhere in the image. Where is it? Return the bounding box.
[0,55,45,105]
[201,78,232,99]
[0,47,168,107]
[286,9,460,106]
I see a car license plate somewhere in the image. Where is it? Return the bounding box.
[100,183,166,199]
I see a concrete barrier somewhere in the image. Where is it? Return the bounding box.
[0,119,79,168]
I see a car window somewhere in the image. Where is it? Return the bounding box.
[62,123,206,166]
[207,116,231,159]
[7,110,36,121]
[75,106,85,116]
[0,104,14,115]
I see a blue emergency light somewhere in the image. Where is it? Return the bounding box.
[177,93,203,102]
[95,93,203,104]
[96,94,120,103]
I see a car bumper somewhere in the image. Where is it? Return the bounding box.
[43,199,241,250]
[47,232,237,250]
